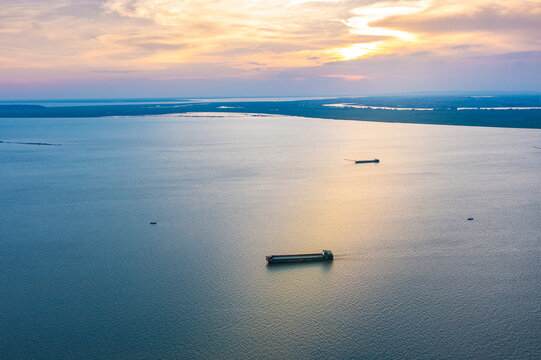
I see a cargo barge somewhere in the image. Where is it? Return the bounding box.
[266,250,333,264]
[356,159,379,164]
[345,159,380,164]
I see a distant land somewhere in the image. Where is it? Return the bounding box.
[2,95,541,129]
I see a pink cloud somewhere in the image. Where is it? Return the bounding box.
[322,74,368,81]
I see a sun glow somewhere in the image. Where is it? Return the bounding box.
[331,42,385,61]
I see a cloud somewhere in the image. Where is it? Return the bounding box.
[322,74,368,80]
[100,0,430,63]
[99,0,363,67]
[374,1,541,34]
[477,50,541,60]
[91,70,138,73]
[369,1,541,55]
[1,0,540,95]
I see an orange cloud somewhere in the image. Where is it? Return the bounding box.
[0,0,540,84]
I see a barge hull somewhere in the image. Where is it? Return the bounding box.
[266,250,333,264]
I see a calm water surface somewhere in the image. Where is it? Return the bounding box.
[1,114,540,359]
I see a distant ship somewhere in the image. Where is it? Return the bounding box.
[345,159,380,164]
[266,250,334,264]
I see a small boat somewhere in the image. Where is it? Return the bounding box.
[345,159,379,164]
[266,250,334,264]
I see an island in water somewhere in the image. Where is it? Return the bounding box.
[2,95,541,129]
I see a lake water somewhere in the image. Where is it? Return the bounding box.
[1,113,540,359]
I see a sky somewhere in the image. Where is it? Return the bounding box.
[1,0,541,99]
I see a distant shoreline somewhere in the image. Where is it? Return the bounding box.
[2,97,541,129]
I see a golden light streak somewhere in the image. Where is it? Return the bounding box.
[332,0,432,60]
